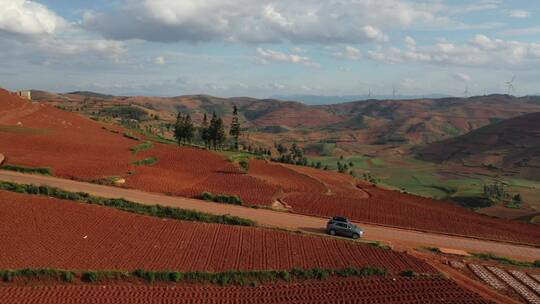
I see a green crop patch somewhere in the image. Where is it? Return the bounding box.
[0,164,53,176]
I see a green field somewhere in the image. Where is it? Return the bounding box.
[308,154,540,213]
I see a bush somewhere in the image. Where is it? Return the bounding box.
[239,160,250,172]
[534,260,540,268]
[131,141,154,154]
[133,157,158,166]
[82,272,98,282]
[200,192,243,205]
[0,164,53,176]
[400,270,418,277]
[63,271,75,282]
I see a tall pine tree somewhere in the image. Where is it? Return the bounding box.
[229,105,241,150]
[200,113,210,147]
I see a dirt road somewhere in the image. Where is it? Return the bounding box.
[1,170,539,261]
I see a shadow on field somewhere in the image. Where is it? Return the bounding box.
[300,227,327,234]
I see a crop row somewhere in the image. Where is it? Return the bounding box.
[0,277,492,304]
[0,190,434,274]
[487,266,540,304]
[283,166,540,245]
[468,264,506,290]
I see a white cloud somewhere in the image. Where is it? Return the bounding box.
[453,72,471,82]
[334,46,362,60]
[291,47,306,53]
[0,1,126,61]
[368,35,540,68]
[0,0,65,35]
[83,0,462,44]
[404,36,416,48]
[257,48,320,68]
[155,56,166,65]
[508,10,530,19]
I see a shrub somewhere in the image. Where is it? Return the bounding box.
[131,141,154,154]
[133,157,158,166]
[239,159,250,172]
[0,165,53,176]
[63,271,75,282]
[200,192,243,205]
[534,260,540,268]
[82,272,98,282]
[400,270,418,277]
[123,132,141,141]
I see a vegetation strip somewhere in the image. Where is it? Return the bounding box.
[0,267,393,286]
[201,192,243,205]
[130,141,154,155]
[0,165,53,176]
[0,181,255,226]
[133,156,158,166]
[471,252,540,268]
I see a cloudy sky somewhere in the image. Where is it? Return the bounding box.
[1,0,539,98]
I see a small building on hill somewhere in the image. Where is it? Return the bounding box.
[16,90,32,100]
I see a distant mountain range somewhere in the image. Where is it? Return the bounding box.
[271,94,453,105]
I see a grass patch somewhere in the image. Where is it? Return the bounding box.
[1,267,388,286]
[123,132,141,141]
[133,157,158,166]
[0,164,53,176]
[424,247,442,254]
[0,181,255,226]
[201,192,243,205]
[471,252,540,268]
[131,141,154,155]
[0,269,75,283]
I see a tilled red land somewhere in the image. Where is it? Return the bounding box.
[1,89,538,245]
[0,277,492,304]
[284,166,540,245]
[0,191,433,273]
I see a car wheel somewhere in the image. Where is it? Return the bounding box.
[329,230,336,236]
[352,233,360,239]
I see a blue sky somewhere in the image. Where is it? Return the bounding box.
[1,0,540,98]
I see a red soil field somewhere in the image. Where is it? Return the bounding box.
[284,166,540,245]
[125,147,280,205]
[0,89,135,180]
[1,88,538,245]
[0,277,491,304]
[0,191,434,274]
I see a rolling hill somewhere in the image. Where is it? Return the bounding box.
[417,112,540,181]
[30,91,540,146]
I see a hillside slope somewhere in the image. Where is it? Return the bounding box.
[31,91,540,148]
[417,112,540,180]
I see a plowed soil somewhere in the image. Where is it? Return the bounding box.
[283,166,540,245]
[0,277,492,304]
[0,191,433,274]
[1,88,538,245]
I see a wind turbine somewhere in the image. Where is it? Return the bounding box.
[463,85,469,98]
[367,87,372,98]
[506,76,516,95]
[392,86,397,99]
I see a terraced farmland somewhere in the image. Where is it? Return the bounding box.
[0,277,492,304]
[0,191,433,274]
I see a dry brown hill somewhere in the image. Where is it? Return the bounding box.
[417,112,540,180]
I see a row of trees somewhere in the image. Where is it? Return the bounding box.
[174,105,242,150]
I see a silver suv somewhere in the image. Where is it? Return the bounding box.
[326,216,364,239]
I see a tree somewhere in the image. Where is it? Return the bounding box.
[174,113,194,144]
[200,113,210,147]
[276,143,288,155]
[208,112,226,149]
[229,105,241,150]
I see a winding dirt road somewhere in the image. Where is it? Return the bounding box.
[1,170,539,261]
